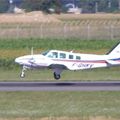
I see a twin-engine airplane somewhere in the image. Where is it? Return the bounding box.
[15,42,120,80]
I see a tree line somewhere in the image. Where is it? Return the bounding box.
[0,0,120,13]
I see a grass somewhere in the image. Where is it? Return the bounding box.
[0,38,118,50]
[0,67,120,81]
[1,14,120,40]
[55,14,120,21]
[0,92,120,119]
[0,38,119,60]
[55,14,120,27]
[0,39,119,120]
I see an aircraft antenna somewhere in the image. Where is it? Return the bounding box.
[70,50,74,53]
[31,47,33,55]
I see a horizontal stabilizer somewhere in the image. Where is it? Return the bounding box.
[106,60,120,65]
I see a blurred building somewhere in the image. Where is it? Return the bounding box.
[61,0,81,13]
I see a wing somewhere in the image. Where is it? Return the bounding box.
[49,64,68,70]
[48,64,69,79]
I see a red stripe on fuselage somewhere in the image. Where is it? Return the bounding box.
[52,59,106,63]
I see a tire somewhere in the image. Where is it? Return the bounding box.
[54,72,60,80]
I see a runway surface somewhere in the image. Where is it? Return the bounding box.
[0,81,120,91]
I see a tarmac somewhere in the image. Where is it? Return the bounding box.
[0,81,120,91]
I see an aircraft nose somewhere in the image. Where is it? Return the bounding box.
[15,58,19,63]
[15,57,22,64]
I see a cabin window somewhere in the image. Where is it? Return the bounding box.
[76,56,81,60]
[60,53,66,59]
[69,55,73,59]
[52,52,58,58]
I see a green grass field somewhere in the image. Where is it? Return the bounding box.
[0,39,119,119]
[0,38,118,50]
[0,39,119,60]
[0,67,120,81]
[0,92,120,119]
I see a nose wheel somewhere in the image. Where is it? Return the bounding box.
[20,72,25,78]
[54,72,61,80]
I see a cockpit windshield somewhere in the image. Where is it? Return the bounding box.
[42,51,50,56]
[42,51,58,58]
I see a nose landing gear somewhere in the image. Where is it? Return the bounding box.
[20,66,27,78]
[20,72,25,78]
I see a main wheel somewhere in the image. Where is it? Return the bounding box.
[54,72,61,80]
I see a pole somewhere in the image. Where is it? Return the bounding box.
[108,0,111,8]
[8,0,14,13]
[95,2,98,13]
[119,0,120,10]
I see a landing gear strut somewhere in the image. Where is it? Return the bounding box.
[20,72,25,78]
[20,66,27,78]
[54,72,61,80]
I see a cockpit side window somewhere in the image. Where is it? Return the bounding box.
[52,52,58,58]
[42,51,49,56]
[48,52,58,58]
[60,53,66,59]
[48,53,53,58]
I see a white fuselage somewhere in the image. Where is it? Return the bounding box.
[14,42,120,79]
[15,50,119,71]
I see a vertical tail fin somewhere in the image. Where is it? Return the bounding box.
[107,42,120,56]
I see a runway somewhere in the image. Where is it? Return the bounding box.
[0,81,120,91]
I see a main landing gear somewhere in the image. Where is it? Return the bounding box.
[54,72,61,80]
[53,69,62,80]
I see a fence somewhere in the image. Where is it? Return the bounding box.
[0,23,120,40]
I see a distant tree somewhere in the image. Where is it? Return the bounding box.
[0,0,9,13]
[49,0,61,13]
[21,0,44,11]
[80,0,119,13]
[0,0,120,13]
[21,0,61,13]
